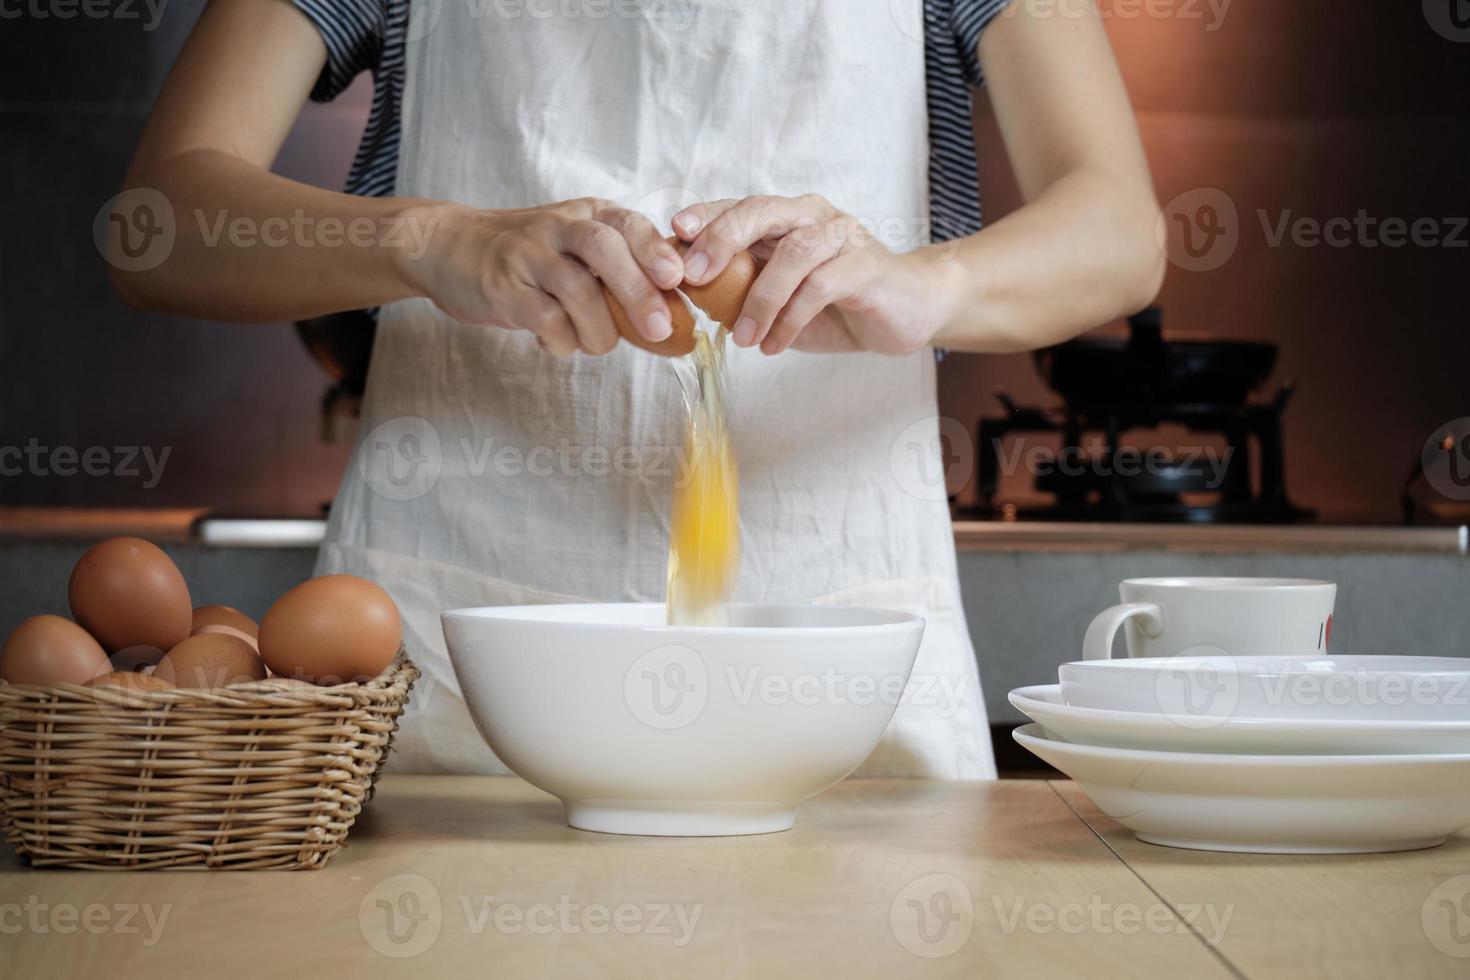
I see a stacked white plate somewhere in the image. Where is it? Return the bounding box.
[1010,655,1470,853]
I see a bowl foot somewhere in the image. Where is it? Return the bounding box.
[1135,833,1448,855]
[564,800,796,837]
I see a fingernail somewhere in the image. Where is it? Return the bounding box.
[684,252,709,283]
[733,317,757,347]
[645,309,672,340]
[674,212,703,236]
[653,255,682,286]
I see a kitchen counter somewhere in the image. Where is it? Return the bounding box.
[2,776,1466,978]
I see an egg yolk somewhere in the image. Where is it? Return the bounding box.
[666,329,739,626]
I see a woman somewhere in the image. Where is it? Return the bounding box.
[113,0,1163,777]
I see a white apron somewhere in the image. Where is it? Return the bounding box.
[318,0,996,779]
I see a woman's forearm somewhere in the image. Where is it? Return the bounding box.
[929,167,1165,353]
[110,149,435,322]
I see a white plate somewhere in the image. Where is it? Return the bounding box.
[1059,655,1470,722]
[1013,723,1470,853]
[1010,684,1470,755]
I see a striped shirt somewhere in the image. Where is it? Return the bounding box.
[291,0,1012,242]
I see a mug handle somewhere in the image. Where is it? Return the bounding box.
[1082,602,1167,661]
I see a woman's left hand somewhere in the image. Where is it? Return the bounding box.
[672,195,955,356]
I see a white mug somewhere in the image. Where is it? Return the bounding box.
[1082,577,1337,661]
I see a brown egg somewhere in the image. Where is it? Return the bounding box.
[678,241,759,329]
[111,645,167,673]
[191,605,258,638]
[155,633,266,689]
[0,615,111,686]
[89,671,174,692]
[69,537,192,653]
[606,238,759,357]
[258,575,402,684]
[191,605,260,650]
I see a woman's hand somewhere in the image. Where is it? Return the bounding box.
[405,197,685,356]
[671,195,954,356]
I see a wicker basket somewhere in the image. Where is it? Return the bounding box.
[0,656,418,871]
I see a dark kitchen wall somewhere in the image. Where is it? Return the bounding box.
[0,1,366,513]
[939,1,1470,522]
[2,2,1467,520]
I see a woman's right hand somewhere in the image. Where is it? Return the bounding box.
[401,198,685,356]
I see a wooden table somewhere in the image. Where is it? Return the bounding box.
[3,777,1467,979]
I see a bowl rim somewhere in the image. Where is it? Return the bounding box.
[441,601,925,636]
[1120,576,1335,590]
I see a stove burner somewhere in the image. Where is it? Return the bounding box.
[964,384,1313,524]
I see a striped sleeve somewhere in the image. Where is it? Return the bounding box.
[291,0,386,102]
[952,0,1018,88]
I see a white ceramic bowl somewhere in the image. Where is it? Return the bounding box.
[1010,684,1470,755]
[442,603,924,836]
[1059,655,1470,723]
[1013,724,1470,853]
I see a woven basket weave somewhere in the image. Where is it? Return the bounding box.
[0,656,418,871]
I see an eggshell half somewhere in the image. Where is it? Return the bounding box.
[606,238,759,356]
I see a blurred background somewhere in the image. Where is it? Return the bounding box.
[3,1,1468,523]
